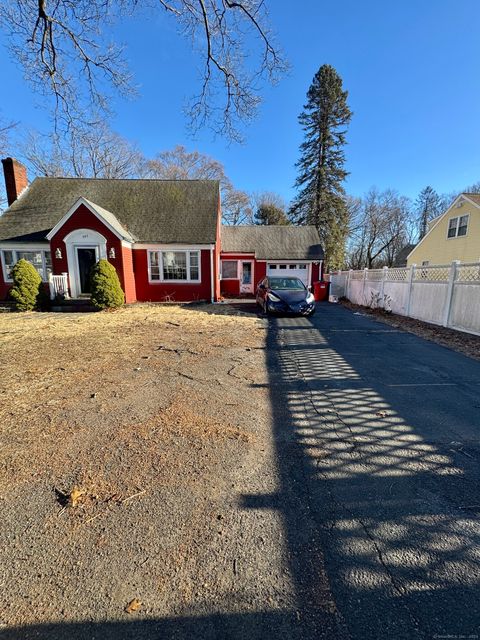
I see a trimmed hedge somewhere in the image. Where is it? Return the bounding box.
[9,259,46,311]
[90,259,125,309]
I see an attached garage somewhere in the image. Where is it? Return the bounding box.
[267,262,309,286]
[220,226,324,297]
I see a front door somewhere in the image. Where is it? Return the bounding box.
[240,261,254,295]
[77,248,97,294]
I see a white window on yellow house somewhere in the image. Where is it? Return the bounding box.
[447,215,469,238]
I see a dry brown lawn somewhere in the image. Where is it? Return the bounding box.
[0,305,294,631]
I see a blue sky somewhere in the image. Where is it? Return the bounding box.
[2,0,480,203]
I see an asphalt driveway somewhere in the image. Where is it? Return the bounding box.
[267,302,480,639]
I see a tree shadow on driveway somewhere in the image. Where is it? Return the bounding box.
[258,304,480,639]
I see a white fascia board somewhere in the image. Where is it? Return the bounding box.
[265,259,315,263]
[46,197,134,242]
[133,243,214,250]
[461,194,480,210]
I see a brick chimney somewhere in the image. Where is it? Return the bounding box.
[2,157,28,206]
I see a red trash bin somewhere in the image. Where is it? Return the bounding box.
[313,280,330,302]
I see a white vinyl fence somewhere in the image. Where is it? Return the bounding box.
[330,261,480,336]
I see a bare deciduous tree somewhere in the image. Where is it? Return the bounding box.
[347,188,414,269]
[145,144,252,224]
[0,1,286,140]
[251,190,289,225]
[22,124,145,179]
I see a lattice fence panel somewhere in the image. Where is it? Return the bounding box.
[350,271,365,280]
[413,265,450,282]
[386,268,408,282]
[366,269,384,281]
[455,264,480,283]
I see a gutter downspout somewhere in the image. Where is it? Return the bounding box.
[210,245,215,303]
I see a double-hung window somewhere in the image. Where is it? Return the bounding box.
[148,250,200,282]
[1,248,52,282]
[447,215,469,238]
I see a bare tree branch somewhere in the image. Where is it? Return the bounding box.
[0,0,286,140]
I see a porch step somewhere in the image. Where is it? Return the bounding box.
[51,299,98,313]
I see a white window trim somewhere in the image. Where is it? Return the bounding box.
[221,259,239,280]
[447,214,469,239]
[1,247,52,283]
[148,249,201,284]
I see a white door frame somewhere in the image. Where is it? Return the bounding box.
[75,246,100,295]
[239,260,254,295]
[63,228,107,297]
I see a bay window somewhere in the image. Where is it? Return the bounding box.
[148,250,200,282]
[1,248,52,282]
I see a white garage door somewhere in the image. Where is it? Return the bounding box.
[267,263,309,286]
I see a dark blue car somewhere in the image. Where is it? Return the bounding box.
[256,276,316,316]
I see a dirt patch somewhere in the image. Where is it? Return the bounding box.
[340,299,480,361]
[0,304,295,631]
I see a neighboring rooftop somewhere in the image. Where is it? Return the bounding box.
[393,243,417,267]
[221,225,324,260]
[463,193,480,206]
[0,177,220,243]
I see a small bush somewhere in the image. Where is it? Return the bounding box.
[9,259,45,311]
[90,259,125,309]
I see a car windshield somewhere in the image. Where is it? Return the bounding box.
[269,277,306,290]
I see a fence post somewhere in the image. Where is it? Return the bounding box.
[405,264,416,316]
[362,268,368,304]
[346,269,353,300]
[62,272,70,299]
[381,266,388,307]
[443,260,460,328]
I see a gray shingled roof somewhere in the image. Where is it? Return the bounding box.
[221,225,324,260]
[0,177,219,243]
[393,244,417,267]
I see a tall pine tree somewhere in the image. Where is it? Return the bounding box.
[415,186,442,239]
[290,64,352,269]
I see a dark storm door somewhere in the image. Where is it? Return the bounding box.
[77,248,97,294]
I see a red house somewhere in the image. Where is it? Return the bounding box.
[219,226,324,297]
[0,158,324,304]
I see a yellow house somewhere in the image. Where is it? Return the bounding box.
[407,193,480,266]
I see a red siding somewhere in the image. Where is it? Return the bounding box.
[213,195,222,301]
[255,261,267,285]
[0,267,9,299]
[220,279,240,296]
[220,253,256,297]
[50,204,129,296]
[219,256,322,297]
[121,246,137,303]
[133,248,213,302]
